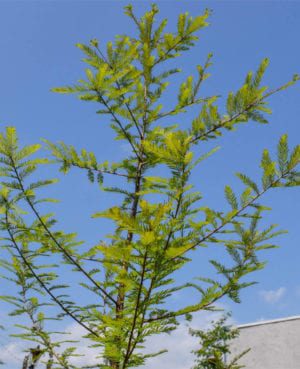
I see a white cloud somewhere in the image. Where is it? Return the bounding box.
[259,287,286,304]
[0,340,30,369]
[61,323,101,367]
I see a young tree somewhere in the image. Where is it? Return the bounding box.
[190,314,249,369]
[0,4,299,369]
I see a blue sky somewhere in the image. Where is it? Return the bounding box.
[0,0,300,367]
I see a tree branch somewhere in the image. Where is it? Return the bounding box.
[153,34,191,67]
[153,97,212,123]
[9,156,118,306]
[5,210,99,338]
[60,160,134,179]
[170,173,287,261]
[144,285,232,324]
[95,92,142,160]
[191,84,291,144]
[95,45,143,139]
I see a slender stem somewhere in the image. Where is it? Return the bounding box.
[122,251,148,368]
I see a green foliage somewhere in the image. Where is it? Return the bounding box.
[190,314,249,369]
[0,4,299,369]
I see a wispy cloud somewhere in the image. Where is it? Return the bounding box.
[259,287,286,304]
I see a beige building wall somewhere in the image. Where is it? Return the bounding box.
[230,316,300,369]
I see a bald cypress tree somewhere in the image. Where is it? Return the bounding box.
[0,4,299,369]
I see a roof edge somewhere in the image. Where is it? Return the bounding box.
[238,315,300,329]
